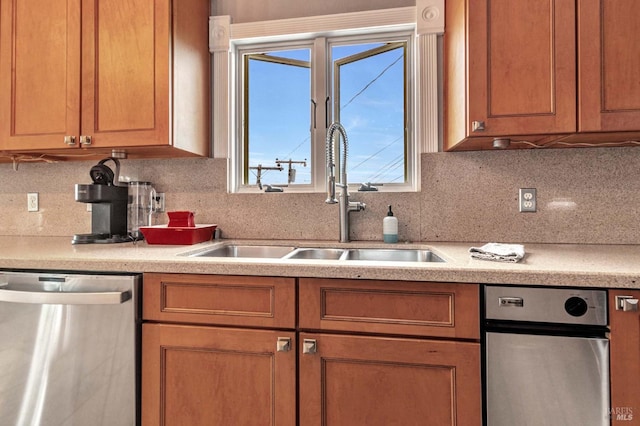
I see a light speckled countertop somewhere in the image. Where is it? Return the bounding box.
[0,236,638,288]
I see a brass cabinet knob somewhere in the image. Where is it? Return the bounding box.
[64,135,76,146]
[80,135,92,145]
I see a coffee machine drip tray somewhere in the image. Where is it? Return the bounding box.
[72,233,131,245]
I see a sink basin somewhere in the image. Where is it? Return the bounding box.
[189,245,296,258]
[343,248,445,263]
[284,248,346,260]
[184,244,445,263]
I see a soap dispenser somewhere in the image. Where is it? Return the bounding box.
[383,205,398,243]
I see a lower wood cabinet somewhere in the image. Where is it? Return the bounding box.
[142,324,296,426]
[609,289,640,425]
[299,332,481,426]
[142,274,481,425]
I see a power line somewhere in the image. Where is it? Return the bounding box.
[366,153,403,182]
[351,136,402,170]
[341,53,403,110]
[282,135,310,160]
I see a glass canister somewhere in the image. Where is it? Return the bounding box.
[128,181,156,240]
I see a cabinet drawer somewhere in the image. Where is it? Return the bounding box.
[299,278,479,339]
[143,273,296,328]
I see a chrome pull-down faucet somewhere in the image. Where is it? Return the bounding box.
[325,122,366,242]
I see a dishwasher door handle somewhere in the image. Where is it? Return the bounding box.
[0,289,131,305]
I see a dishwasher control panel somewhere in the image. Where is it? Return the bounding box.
[485,285,607,325]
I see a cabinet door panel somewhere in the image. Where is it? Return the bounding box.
[143,273,296,329]
[609,289,640,425]
[81,0,169,147]
[299,278,479,339]
[299,333,481,426]
[579,0,640,131]
[0,0,80,150]
[467,0,576,136]
[142,324,296,426]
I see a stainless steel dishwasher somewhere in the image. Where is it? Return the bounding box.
[0,270,140,425]
[484,285,609,426]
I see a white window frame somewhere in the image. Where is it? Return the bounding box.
[209,2,444,193]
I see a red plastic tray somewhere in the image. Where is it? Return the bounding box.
[139,224,217,245]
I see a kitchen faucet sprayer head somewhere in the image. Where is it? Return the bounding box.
[326,175,337,204]
[325,122,350,203]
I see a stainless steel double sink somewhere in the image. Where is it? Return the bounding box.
[185,244,445,263]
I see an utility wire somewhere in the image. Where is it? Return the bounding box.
[351,136,402,170]
[341,53,403,110]
[367,153,403,182]
[282,136,310,161]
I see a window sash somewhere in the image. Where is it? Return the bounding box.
[332,40,410,185]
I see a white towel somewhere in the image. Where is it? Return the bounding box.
[469,243,525,263]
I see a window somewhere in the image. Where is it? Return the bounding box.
[239,34,411,190]
[243,48,312,187]
[332,40,408,185]
[210,6,441,193]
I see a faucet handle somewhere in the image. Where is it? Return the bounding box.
[348,201,366,212]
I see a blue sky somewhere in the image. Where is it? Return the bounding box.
[247,43,405,186]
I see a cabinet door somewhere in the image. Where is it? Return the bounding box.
[142,324,296,426]
[299,332,481,426]
[80,0,169,149]
[578,0,640,132]
[448,0,576,143]
[0,0,81,151]
[609,289,640,425]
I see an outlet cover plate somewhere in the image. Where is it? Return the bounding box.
[519,188,536,213]
[27,192,39,212]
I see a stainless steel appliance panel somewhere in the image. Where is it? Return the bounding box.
[486,332,610,426]
[0,272,139,426]
[485,285,607,325]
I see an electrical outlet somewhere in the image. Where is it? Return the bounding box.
[27,192,39,212]
[519,188,536,213]
[154,193,166,213]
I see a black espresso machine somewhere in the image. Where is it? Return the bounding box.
[72,157,129,244]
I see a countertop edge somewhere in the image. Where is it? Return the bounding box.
[1,237,639,289]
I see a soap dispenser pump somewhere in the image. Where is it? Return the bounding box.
[383,205,398,243]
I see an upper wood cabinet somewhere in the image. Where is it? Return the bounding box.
[445,0,640,151]
[0,0,209,160]
[577,0,640,133]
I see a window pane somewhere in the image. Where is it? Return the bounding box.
[245,49,311,186]
[333,42,406,184]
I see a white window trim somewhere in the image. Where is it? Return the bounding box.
[209,1,444,193]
